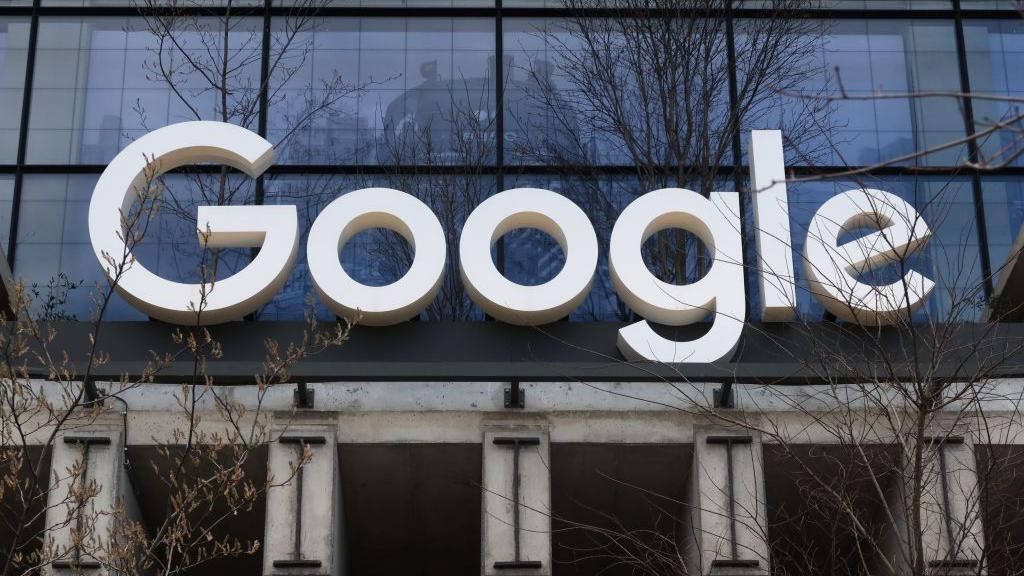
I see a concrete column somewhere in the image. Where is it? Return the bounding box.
[481,427,551,576]
[43,427,141,575]
[684,429,769,576]
[881,438,986,576]
[263,419,344,576]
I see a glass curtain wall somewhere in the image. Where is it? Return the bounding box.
[0,1,1019,322]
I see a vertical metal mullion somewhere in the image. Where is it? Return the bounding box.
[511,439,521,562]
[254,0,271,207]
[725,1,749,320]
[72,442,90,566]
[494,0,505,275]
[952,0,994,301]
[7,0,41,268]
[724,440,738,560]
[293,442,305,560]
[257,0,271,150]
[245,0,271,321]
[719,0,745,408]
[935,443,957,559]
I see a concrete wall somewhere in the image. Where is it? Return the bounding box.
[13,380,1024,575]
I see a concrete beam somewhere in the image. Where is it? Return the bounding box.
[263,418,344,576]
[482,426,551,576]
[684,429,769,576]
[879,438,987,576]
[44,426,141,575]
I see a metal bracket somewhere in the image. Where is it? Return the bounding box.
[925,435,965,445]
[494,560,543,570]
[63,436,112,446]
[504,381,525,409]
[293,383,315,409]
[706,436,752,445]
[51,559,101,570]
[279,436,327,446]
[713,383,735,409]
[710,559,759,568]
[272,559,322,568]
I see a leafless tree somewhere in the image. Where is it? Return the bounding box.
[530,159,1024,576]
[0,160,354,576]
[504,0,829,320]
[358,63,500,320]
[129,0,360,284]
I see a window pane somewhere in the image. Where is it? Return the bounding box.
[0,175,12,256]
[43,0,261,6]
[504,17,734,167]
[277,0,493,5]
[779,176,982,322]
[961,0,1021,9]
[982,176,1024,290]
[739,0,952,7]
[269,17,496,166]
[13,174,144,320]
[0,19,31,164]
[27,16,262,165]
[13,172,260,321]
[963,19,1024,168]
[744,19,969,168]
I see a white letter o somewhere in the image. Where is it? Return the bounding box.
[459,188,598,325]
[307,188,446,326]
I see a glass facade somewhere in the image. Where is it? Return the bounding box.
[0,1,1020,322]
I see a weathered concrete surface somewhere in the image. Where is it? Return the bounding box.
[879,439,986,576]
[263,416,345,576]
[684,428,768,576]
[482,425,551,576]
[44,423,142,575]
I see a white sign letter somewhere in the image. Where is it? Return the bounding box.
[804,188,934,324]
[750,130,796,321]
[610,189,745,363]
[88,121,298,325]
[307,188,447,326]
[459,188,598,325]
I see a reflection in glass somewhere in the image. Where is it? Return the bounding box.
[0,18,30,164]
[964,19,1024,168]
[782,176,982,322]
[14,174,144,320]
[27,16,262,164]
[982,177,1024,291]
[260,174,493,321]
[269,18,496,166]
[13,172,260,321]
[743,19,968,168]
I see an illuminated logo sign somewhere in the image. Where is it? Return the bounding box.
[89,122,933,363]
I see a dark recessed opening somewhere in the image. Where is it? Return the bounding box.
[339,443,482,576]
[126,445,268,576]
[0,446,51,573]
[550,443,692,576]
[764,444,899,576]
[979,445,1024,576]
